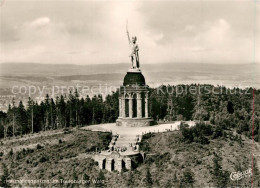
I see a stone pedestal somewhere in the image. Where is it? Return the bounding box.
[116,118,155,127]
[128,68,141,72]
[116,70,155,127]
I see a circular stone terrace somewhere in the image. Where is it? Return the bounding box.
[82,121,195,156]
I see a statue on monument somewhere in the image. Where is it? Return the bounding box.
[126,22,140,69]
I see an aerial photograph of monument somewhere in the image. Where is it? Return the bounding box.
[0,0,259,187]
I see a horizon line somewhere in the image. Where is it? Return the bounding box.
[0,61,259,66]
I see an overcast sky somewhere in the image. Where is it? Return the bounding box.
[0,0,259,64]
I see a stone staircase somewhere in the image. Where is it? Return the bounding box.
[108,134,142,155]
[93,134,142,172]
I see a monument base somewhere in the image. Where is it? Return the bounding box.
[128,68,141,73]
[116,118,155,127]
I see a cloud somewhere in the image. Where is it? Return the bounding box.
[30,17,50,28]
[0,0,259,64]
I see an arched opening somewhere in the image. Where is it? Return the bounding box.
[141,92,145,117]
[125,99,129,117]
[111,159,115,171]
[125,94,129,117]
[122,160,126,170]
[133,93,137,118]
[102,159,106,169]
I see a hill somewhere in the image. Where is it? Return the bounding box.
[137,130,260,187]
[0,125,260,187]
[0,128,112,187]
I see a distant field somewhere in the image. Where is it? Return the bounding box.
[0,62,259,88]
[0,62,259,111]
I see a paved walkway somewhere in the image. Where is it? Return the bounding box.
[82,121,195,135]
[82,121,195,156]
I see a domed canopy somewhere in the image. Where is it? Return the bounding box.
[123,72,146,86]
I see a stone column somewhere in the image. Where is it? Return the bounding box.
[106,158,113,172]
[145,92,149,118]
[124,158,132,170]
[137,92,142,118]
[119,97,122,117]
[129,97,133,118]
[98,158,105,169]
[115,158,122,172]
[122,97,126,118]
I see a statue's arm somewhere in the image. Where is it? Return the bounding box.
[126,30,131,44]
[126,22,131,44]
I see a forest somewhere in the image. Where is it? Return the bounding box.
[0,84,259,142]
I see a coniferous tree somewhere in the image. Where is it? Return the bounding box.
[10,99,16,137]
[17,101,28,135]
[44,94,51,131]
[145,168,153,187]
[27,97,34,133]
[84,96,92,125]
[126,171,134,187]
[0,84,259,141]
[50,98,56,129]
[83,173,90,187]
[212,153,228,187]
[96,170,106,187]
[78,98,85,126]
[0,163,10,187]
[180,169,194,187]
[33,102,42,133]
[0,111,8,138]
